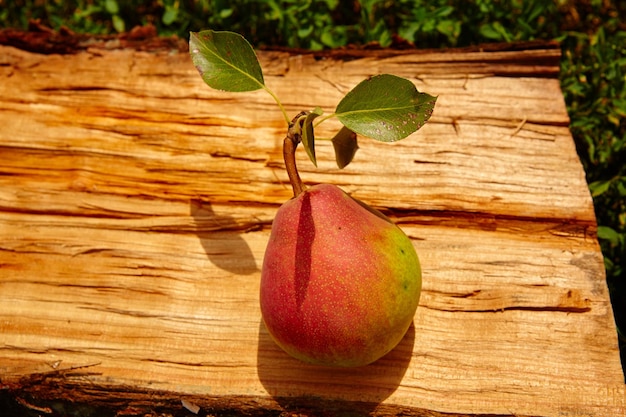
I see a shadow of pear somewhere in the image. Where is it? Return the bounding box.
[190,199,258,275]
[256,319,415,414]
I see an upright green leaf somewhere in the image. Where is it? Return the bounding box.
[300,107,323,167]
[331,126,359,169]
[189,30,264,92]
[335,74,437,142]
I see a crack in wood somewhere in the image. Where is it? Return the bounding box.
[389,208,596,234]
[423,304,591,314]
[209,151,267,163]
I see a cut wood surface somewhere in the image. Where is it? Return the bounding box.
[0,35,624,416]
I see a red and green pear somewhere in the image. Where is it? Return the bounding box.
[260,183,421,367]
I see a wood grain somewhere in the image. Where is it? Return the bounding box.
[0,39,624,416]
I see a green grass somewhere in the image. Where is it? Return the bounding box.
[1,0,624,374]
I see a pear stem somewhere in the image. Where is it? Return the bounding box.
[284,112,307,197]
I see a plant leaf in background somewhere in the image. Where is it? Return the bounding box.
[598,226,621,247]
[331,126,359,169]
[189,30,265,92]
[300,107,323,167]
[335,74,437,142]
[589,179,613,197]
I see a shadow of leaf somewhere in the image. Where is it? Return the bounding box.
[190,199,258,275]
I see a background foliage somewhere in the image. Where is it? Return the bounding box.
[1,0,624,373]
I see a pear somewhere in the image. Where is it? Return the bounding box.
[260,183,421,367]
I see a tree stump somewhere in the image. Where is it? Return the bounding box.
[0,33,624,416]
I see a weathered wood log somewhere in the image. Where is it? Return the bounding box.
[0,33,624,416]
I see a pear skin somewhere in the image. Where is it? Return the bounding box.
[260,183,421,367]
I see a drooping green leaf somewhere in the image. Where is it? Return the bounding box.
[300,107,323,167]
[335,74,437,142]
[331,126,359,169]
[189,30,264,92]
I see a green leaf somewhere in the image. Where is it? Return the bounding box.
[219,8,233,18]
[617,178,626,197]
[162,5,178,26]
[189,30,264,92]
[300,107,323,167]
[479,23,500,40]
[597,226,620,247]
[105,0,119,14]
[297,25,314,38]
[331,126,359,169]
[111,14,125,33]
[335,74,437,142]
[589,179,612,197]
